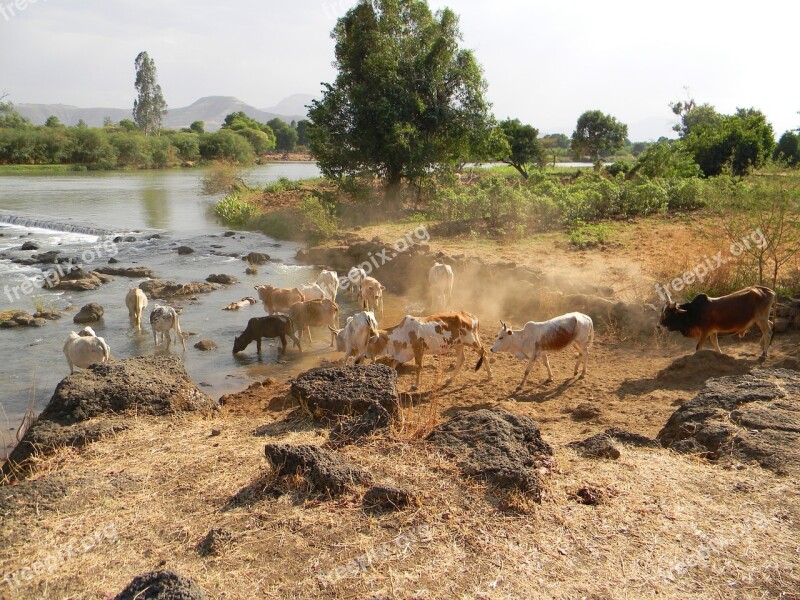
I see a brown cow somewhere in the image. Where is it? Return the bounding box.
[658,285,776,359]
[288,298,339,346]
[254,284,305,315]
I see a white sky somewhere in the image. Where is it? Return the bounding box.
[1,0,798,140]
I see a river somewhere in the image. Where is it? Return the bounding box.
[0,162,371,457]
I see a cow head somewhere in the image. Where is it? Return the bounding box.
[328,325,346,352]
[490,320,515,353]
[362,330,389,360]
[232,334,249,354]
[658,301,689,332]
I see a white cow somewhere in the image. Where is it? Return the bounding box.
[316,270,339,301]
[359,276,385,318]
[329,311,379,366]
[363,311,492,390]
[346,267,367,297]
[490,312,594,391]
[150,305,186,351]
[298,282,328,301]
[428,262,454,312]
[125,287,148,330]
[63,327,110,373]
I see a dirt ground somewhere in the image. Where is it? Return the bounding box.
[1,215,799,599]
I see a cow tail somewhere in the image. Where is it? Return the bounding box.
[590,320,595,348]
[103,340,111,362]
[475,349,485,372]
[770,292,778,345]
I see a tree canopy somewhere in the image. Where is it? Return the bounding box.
[133,51,168,136]
[308,0,492,187]
[570,110,628,166]
[496,118,545,179]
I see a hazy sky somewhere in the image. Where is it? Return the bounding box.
[1,0,798,140]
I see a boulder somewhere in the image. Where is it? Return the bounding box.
[290,365,399,419]
[773,317,791,334]
[21,241,39,250]
[427,408,553,499]
[264,443,372,496]
[3,356,217,479]
[176,246,195,255]
[140,279,221,298]
[95,266,156,278]
[49,267,106,291]
[242,252,269,265]
[115,570,207,600]
[32,250,60,263]
[328,402,391,448]
[206,273,237,285]
[73,303,104,324]
[657,368,800,475]
[571,402,602,421]
[194,340,218,351]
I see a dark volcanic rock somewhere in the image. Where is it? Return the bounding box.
[176,245,195,255]
[95,266,156,278]
[21,241,39,250]
[363,484,420,511]
[140,279,221,298]
[242,251,270,265]
[427,409,553,499]
[115,570,207,600]
[568,434,621,459]
[73,302,104,323]
[290,364,399,418]
[657,368,800,475]
[571,402,602,421]
[264,443,372,496]
[206,273,237,285]
[4,356,216,479]
[603,427,660,448]
[328,402,391,448]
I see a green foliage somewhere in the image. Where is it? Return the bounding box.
[189,120,205,134]
[168,132,200,162]
[296,119,310,146]
[214,191,256,226]
[264,176,302,193]
[119,119,138,132]
[308,0,492,187]
[632,141,701,178]
[605,161,633,176]
[236,127,276,154]
[0,102,31,129]
[44,115,64,128]
[201,161,244,195]
[774,131,800,166]
[681,107,775,176]
[68,128,118,168]
[497,118,545,179]
[571,110,628,166]
[267,118,298,152]
[133,51,168,135]
[199,130,255,164]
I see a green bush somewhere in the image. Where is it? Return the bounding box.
[214,191,256,226]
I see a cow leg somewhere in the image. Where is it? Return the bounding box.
[695,330,710,352]
[572,341,584,376]
[290,331,302,353]
[257,337,263,353]
[709,332,722,353]
[329,327,336,348]
[756,316,772,359]
[517,351,540,391]
[277,335,285,355]
[412,351,425,390]
[445,346,466,386]
[542,353,554,382]
[477,343,493,380]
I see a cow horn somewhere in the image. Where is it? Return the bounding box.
[327,325,341,334]
[500,320,506,330]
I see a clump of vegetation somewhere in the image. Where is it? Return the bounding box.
[252,195,338,244]
[213,190,256,226]
[201,161,246,195]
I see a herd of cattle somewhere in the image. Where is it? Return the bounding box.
[62,258,779,391]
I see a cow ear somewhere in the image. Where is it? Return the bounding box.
[507,330,513,336]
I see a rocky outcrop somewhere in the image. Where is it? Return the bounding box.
[115,570,207,600]
[263,443,372,496]
[47,267,112,291]
[328,402,391,448]
[194,340,218,351]
[176,245,195,255]
[427,409,553,500]
[657,368,800,475]
[290,365,399,419]
[0,310,59,328]
[3,356,217,479]
[139,279,222,298]
[73,302,104,323]
[568,434,621,459]
[20,240,39,250]
[242,252,270,265]
[95,266,156,278]
[206,273,237,285]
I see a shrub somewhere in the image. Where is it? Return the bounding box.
[214,191,256,226]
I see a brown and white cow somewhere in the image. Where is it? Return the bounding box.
[658,285,776,359]
[362,311,492,390]
[329,310,378,366]
[288,298,339,346]
[254,284,305,315]
[491,312,594,391]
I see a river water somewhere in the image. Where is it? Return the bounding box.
[0,162,379,456]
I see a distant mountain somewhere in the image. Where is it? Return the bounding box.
[262,94,317,117]
[14,95,307,131]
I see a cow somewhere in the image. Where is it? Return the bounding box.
[362,311,492,390]
[298,282,328,301]
[491,312,594,391]
[125,287,148,330]
[150,305,186,351]
[223,296,257,311]
[347,267,367,298]
[428,262,454,312]
[316,270,339,301]
[63,327,110,373]
[233,315,302,354]
[658,285,776,360]
[254,284,305,315]
[288,298,339,346]
[359,276,385,317]
[328,311,378,366]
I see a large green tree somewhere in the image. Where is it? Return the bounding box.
[570,110,628,167]
[308,0,491,187]
[774,131,800,166]
[0,101,31,129]
[496,118,545,179]
[133,51,168,136]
